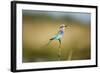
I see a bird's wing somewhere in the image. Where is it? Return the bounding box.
[50,31,61,40]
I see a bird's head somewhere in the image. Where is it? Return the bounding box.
[59,24,67,29]
[59,24,66,31]
[60,24,66,27]
[60,24,72,28]
[59,24,72,31]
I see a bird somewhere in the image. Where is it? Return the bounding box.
[40,24,67,49]
[44,24,67,48]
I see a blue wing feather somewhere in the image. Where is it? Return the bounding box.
[50,30,64,40]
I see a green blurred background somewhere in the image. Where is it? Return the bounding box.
[22,10,91,63]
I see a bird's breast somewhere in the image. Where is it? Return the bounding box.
[60,31,64,35]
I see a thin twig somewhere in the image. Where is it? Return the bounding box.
[58,47,61,61]
[68,49,73,60]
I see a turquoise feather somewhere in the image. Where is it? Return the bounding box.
[50,30,64,40]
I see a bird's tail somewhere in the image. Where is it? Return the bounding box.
[39,39,53,49]
[45,39,52,46]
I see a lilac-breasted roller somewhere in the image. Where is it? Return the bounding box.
[48,24,67,48]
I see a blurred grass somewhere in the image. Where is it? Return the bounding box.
[22,10,91,63]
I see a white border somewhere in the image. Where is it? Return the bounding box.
[16,4,96,70]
